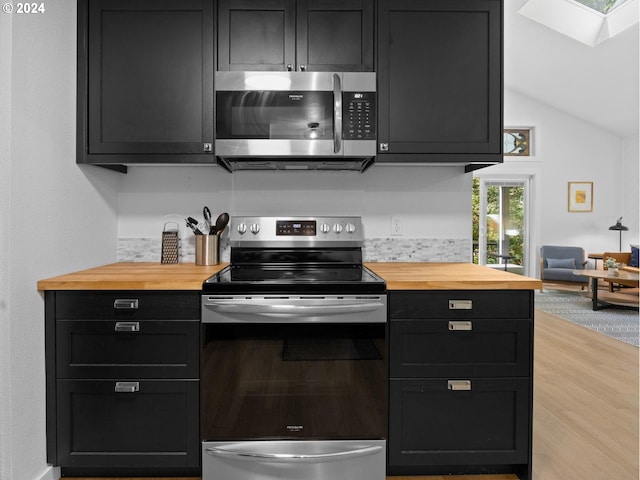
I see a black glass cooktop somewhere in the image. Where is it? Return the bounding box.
[202,265,386,294]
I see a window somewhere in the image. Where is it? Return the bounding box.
[574,0,628,14]
[503,129,531,157]
[518,0,639,46]
[473,178,531,276]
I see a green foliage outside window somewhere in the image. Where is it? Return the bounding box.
[472,178,525,266]
[575,0,625,14]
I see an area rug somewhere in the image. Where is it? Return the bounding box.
[535,289,639,347]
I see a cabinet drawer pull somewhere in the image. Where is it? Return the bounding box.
[449,299,472,310]
[448,380,472,391]
[113,298,139,310]
[115,381,140,393]
[114,321,140,332]
[448,321,472,331]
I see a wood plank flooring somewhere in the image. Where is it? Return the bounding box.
[65,308,639,480]
[532,309,638,479]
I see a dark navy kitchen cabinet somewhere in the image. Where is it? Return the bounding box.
[77,0,214,168]
[387,290,533,480]
[217,0,374,72]
[376,0,503,168]
[45,291,201,476]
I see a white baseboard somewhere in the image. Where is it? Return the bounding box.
[34,466,60,480]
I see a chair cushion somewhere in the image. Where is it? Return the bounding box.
[542,268,587,283]
[547,258,576,269]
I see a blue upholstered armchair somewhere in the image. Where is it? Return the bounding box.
[540,245,589,292]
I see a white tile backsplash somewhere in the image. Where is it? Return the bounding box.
[363,238,471,262]
[118,236,232,264]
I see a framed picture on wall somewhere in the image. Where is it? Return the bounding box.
[568,182,593,212]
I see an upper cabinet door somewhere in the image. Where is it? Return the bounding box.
[79,0,214,161]
[217,0,374,72]
[297,0,374,72]
[217,0,297,71]
[377,0,503,164]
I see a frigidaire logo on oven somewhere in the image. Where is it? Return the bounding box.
[289,94,304,101]
[286,425,304,432]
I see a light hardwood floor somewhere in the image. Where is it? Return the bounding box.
[66,308,639,480]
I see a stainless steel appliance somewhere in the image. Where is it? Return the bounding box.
[201,216,387,480]
[214,72,376,171]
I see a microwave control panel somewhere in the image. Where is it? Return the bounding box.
[343,92,376,140]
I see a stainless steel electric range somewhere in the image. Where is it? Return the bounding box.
[201,216,387,480]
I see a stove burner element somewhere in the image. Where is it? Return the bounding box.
[231,267,365,282]
[202,216,386,294]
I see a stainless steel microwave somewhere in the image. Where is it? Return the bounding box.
[214,71,376,171]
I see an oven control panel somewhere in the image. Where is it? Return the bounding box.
[231,216,364,244]
[276,220,316,236]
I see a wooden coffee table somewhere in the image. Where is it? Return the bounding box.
[575,269,639,311]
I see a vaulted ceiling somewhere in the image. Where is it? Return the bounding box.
[504,0,639,138]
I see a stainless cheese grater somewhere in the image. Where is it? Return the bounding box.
[161,222,180,264]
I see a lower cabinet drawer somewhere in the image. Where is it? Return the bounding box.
[55,379,199,469]
[389,291,533,319]
[388,378,530,469]
[390,319,531,378]
[56,320,199,379]
[54,291,200,320]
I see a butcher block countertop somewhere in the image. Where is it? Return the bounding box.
[38,261,541,291]
[365,262,541,290]
[37,262,229,291]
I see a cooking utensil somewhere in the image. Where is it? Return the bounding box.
[186,217,203,235]
[161,222,180,264]
[212,212,229,236]
[203,206,212,234]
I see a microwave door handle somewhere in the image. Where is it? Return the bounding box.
[333,73,342,154]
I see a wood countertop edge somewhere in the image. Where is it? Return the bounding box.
[37,261,542,291]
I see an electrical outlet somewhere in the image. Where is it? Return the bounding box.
[391,216,402,236]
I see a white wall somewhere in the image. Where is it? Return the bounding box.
[118,165,472,244]
[0,2,121,479]
[0,9,14,480]
[476,88,638,275]
[621,133,640,244]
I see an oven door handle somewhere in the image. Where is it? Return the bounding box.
[203,301,385,317]
[205,444,382,464]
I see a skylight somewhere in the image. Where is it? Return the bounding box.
[518,0,639,46]
[574,0,629,14]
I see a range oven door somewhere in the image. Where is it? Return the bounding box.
[201,294,387,480]
[202,439,386,480]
